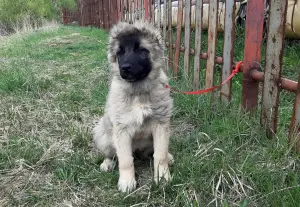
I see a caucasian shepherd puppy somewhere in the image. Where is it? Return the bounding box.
[93,21,173,193]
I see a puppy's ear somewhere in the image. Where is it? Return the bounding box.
[107,22,131,64]
[134,20,164,49]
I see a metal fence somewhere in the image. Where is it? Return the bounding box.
[63,0,300,152]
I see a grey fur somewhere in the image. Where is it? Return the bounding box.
[93,21,174,193]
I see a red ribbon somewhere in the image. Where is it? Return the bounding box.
[165,61,243,95]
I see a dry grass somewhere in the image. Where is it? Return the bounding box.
[0,25,300,206]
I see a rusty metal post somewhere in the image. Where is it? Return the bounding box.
[289,73,300,153]
[261,0,288,137]
[241,0,265,110]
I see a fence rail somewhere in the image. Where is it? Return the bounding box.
[63,0,300,152]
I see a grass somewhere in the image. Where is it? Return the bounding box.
[0,24,300,206]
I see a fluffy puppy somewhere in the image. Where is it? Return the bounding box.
[93,21,173,193]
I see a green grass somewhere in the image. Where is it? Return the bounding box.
[0,24,300,206]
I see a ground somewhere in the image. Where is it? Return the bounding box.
[0,25,300,206]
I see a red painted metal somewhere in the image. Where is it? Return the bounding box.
[173,0,183,76]
[289,74,300,153]
[241,0,265,110]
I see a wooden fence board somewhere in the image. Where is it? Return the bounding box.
[289,74,300,152]
[141,0,144,21]
[183,0,191,79]
[174,0,183,76]
[261,0,288,137]
[157,0,161,27]
[163,0,167,40]
[144,0,149,20]
[168,0,173,70]
[220,0,236,102]
[193,0,203,89]
[152,0,155,24]
[205,0,218,89]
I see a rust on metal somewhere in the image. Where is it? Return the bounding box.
[289,74,300,153]
[173,0,183,76]
[166,42,223,64]
[220,0,236,102]
[261,0,288,137]
[241,0,265,110]
[168,0,173,70]
[183,0,192,79]
[205,0,218,89]
[193,0,203,89]
[249,70,297,93]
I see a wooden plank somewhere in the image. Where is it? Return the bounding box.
[141,0,144,21]
[168,0,173,70]
[220,0,236,102]
[129,0,132,23]
[117,0,121,22]
[193,0,203,89]
[145,0,149,21]
[173,0,183,76]
[183,0,191,79]
[163,0,167,40]
[152,0,155,24]
[261,0,288,137]
[241,0,265,110]
[157,0,161,28]
[205,0,218,89]
[289,74,300,153]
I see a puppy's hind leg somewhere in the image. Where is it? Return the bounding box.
[93,117,116,172]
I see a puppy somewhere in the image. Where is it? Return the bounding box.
[93,21,173,193]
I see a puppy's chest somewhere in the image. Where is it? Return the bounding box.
[112,96,153,125]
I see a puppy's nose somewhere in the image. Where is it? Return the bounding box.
[121,63,132,71]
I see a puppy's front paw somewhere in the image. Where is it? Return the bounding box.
[100,158,115,172]
[154,163,171,184]
[118,178,137,193]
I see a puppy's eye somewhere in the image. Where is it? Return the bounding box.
[117,47,125,55]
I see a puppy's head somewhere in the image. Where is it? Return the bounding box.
[108,21,164,83]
